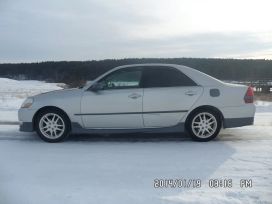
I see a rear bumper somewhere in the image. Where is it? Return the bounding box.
[19,122,34,132]
[223,117,254,128]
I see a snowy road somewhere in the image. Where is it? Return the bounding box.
[0,112,271,204]
[0,78,271,204]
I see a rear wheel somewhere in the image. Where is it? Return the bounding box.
[35,109,70,142]
[187,109,221,142]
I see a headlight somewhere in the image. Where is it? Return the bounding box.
[21,98,34,108]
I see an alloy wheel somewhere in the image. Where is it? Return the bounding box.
[39,113,65,139]
[191,112,217,139]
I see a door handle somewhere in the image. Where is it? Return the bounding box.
[128,93,142,99]
[185,91,197,96]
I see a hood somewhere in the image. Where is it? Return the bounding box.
[34,88,82,100]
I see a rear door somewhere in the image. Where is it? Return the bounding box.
[142,66,203,127]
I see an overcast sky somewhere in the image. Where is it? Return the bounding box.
[1,0,272,62]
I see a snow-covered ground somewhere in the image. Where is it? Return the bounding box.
[0,78,271,204]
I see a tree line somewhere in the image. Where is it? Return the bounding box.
[0,58,271,87]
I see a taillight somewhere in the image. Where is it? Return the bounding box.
[244,86,254,103]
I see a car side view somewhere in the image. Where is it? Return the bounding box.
[18,64,255,142]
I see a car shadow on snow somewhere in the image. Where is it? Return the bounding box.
[52,133,238,202]
[68,132,191,142]
[66,132,237,143]
[0,127,237,203]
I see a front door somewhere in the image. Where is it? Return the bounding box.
[80,67,144,129]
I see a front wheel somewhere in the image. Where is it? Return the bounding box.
[35,109,70,142]
[187,110,221,142]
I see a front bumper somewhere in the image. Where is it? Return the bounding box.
[224,117,254,128]
[19,122,34,132]
[18,107,37,132]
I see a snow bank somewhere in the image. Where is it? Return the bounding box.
[0,78,63,122]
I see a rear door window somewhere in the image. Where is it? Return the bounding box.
[142,66,197,88]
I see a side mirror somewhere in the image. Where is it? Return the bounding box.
[89,82,104,92]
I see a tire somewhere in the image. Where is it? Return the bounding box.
[186,109,222,142]
[35,109,70,143]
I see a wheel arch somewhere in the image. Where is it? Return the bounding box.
[185,105,224,129]
[32,106,72,131]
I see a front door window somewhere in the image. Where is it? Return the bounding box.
[100,69,142,90]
